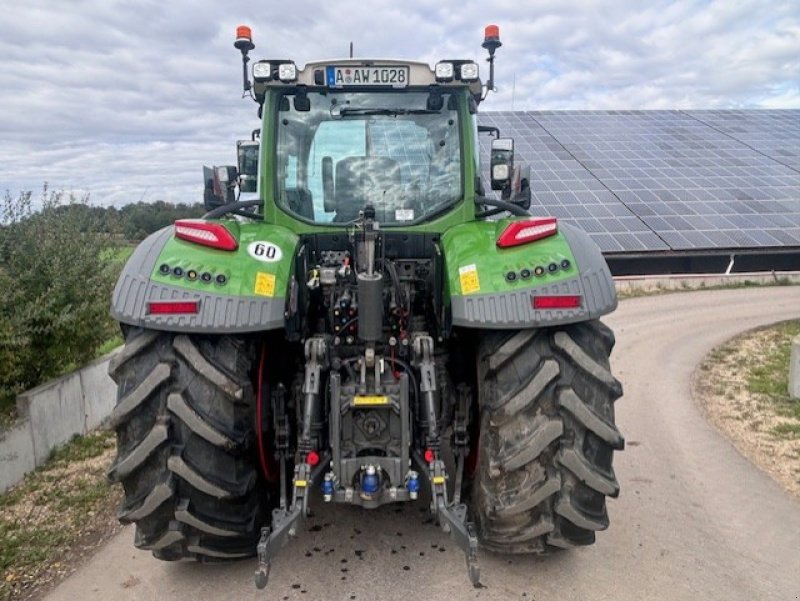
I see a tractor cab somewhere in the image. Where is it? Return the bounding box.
[204,25,531,223]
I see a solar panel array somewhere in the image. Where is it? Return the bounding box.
[478,110,800,254]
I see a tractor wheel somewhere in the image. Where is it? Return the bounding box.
[107,327,270,560]
[473,320,624,553]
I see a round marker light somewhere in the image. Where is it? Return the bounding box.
[307,450,320,467]
[173,267,184,277]
[200,272,212,283]
[561,259,571,270]
[520,268,531,279]
[548,263,558,273]
[435,62,454,82]
[534,266,545,276]
[460,62,479,82]
[505,271,517,282]
[186,269,198,281]
[424,449,435,464]
[159,264,170,275]
[216,274,228,285]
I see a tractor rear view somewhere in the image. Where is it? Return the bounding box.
[107,24,623,590]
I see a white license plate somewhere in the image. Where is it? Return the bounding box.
[326,66,408,88]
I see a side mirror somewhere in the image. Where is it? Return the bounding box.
[237,140,259,193]
[203,165,237,211]
[501,164,531,210]
[490,138,514,191]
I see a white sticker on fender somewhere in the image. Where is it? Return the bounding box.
[248,241,283,263]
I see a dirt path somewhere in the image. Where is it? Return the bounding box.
[41,287,800,601]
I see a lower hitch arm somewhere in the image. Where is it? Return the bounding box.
[254,504,303,589]
[429,458,480,587]
[254,458,326,590]
[437,499,480,586]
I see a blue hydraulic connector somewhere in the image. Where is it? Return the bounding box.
[406,470,420,500]
[361,465,379,496]
[322,472,335,502]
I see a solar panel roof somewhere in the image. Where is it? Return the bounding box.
[478,109,800,254]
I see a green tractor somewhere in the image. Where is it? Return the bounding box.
[107,24,623,589]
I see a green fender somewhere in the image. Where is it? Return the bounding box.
[442,219,617,328]
[110,221,299,333]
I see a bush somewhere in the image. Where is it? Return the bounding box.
[117,200,205,240]
[0,188,119,415]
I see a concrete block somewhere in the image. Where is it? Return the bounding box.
[80,353,118,431]
[790,335,800,400]
[0,421,36,494]
[20,372,86,466]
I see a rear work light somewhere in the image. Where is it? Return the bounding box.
[459,62,479,81]
[435,62,454,82]
[174,220,238,251]
[497,217,558,248]
[146,301,200,315]
[278,62,297,82]
[532,295,581,310]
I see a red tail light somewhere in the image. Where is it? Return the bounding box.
[147,301,200,315]
[174,220,238,251]
[532,295,581,310]
[497,217,558,248]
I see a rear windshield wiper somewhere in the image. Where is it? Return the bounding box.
[336,107,439,117]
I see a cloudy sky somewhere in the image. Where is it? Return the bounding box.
[1,0,798,207]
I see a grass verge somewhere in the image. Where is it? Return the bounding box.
[695,319,800,498]
[94,335,122,359]
[0,430,121,601]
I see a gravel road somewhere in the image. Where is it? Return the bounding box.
[43,287,800,601]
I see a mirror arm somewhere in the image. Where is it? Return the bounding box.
[203,199,263,219]
[478,125,500,138]
[474,196,529,218]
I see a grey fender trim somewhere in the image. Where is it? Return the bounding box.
[451,223,616,329]
[110,227,285,333]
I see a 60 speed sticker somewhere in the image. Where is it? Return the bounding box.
[248,241,283,263]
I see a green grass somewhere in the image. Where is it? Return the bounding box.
[746,320,800,419]
[95,334,123,358]
[99,244,134,264]
[49,431,116,463]
[0,431,118,596]
[740,319,800,439]
[772,422,800,438]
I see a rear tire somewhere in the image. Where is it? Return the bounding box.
[107,327,269,560]
[473,320,624,553]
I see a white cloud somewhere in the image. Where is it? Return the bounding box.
[0,0,797,206]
